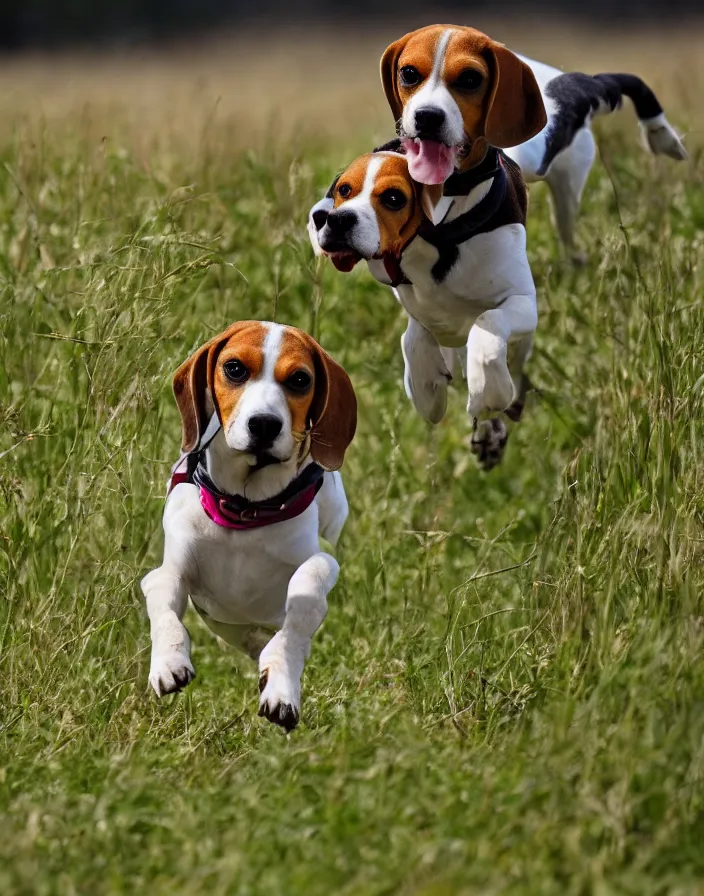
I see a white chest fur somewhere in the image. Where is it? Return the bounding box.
[395,223,536,347]
[162,482,322,628]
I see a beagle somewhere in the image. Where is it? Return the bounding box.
[379,24,686,259]
[309,29,549,467]
[311,147,535,470]
[141,321,357,731]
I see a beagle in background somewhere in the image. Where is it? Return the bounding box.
[312,144,536,471]
[380,24,686,260]
[310,27,548,469]
[141,321,357,731]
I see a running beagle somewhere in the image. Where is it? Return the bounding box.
[312,146,535,470]
[141,321,357,731]
[380,24,686,259]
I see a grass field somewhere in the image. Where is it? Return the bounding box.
[1,25,704,895]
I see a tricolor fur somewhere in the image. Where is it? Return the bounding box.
[508,55,687,257]
[313,150,536,471]
[377,25,686,258]
[142,321,357,731]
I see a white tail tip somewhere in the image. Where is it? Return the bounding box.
[641,114,688,161]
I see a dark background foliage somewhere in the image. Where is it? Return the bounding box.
[1,0,701,51]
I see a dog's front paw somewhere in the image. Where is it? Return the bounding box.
[258,669,300,732]
[470,417,509,471]
[258,633,302,732]
[149,651,195,697]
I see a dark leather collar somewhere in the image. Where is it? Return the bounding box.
[383,254,411,287]
[419,157,507,246]
[442,147,502,196]
[415,153,507,283]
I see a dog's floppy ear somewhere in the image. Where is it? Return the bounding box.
[173,341,213,454]
[306,341,357,472]
[172,322,253,453]
[380,35,409,121]
[483,42,547,148]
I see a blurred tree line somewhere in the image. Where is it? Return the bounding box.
[0,0,699,51]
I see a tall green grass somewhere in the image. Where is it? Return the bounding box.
[1,52,703,894]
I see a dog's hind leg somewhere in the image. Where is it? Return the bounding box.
[545,127,595,264]
[505,334,535,423]
[401,316,452,424]
[258,552,339,732]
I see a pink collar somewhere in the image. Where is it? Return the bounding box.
[169,456,324,531]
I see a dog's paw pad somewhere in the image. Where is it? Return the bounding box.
[149,653,195,698]
[258,668,301,732]
[258,699,300,732]
[470,417,509,471]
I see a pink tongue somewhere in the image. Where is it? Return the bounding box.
[402,138,458,185]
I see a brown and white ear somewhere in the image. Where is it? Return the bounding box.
[308,345,357,472]
[172,342,214,454]
[483,43,547,148]
[380,35,409,121]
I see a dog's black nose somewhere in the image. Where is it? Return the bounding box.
[312,209,329,230]
[326,209,357,235]
[248,414,282,446]
[415,107,446,137]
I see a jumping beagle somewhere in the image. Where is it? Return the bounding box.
[311,145,535,471]
[141,321,357,731]
[380,24,686,259]
[308,29,548,468]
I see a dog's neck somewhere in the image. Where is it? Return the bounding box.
[419,145,497,220]
[457,138,490,173]
[203,429,305,503]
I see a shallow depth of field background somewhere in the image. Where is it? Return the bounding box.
[1,15,703,896]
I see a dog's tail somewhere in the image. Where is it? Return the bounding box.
[592,72,687,160]
[540,71,687,174]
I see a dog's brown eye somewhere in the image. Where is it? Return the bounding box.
[380,189,407,211]
[223,359,249,384]
[399,65,422,87]
[338,183,352,199]
[454,69,484,91]
[285,370,312,394]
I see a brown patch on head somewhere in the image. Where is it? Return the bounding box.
[212,328,267,432]
[381,25,546,153]
[173,321,267,453]
[330,154,372,209]
[380,25,448,121]
[441,29,492,146]
[275,329,318,438]
[370,153,425,256]
[280,329,357,471]
[333,152,425,257]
